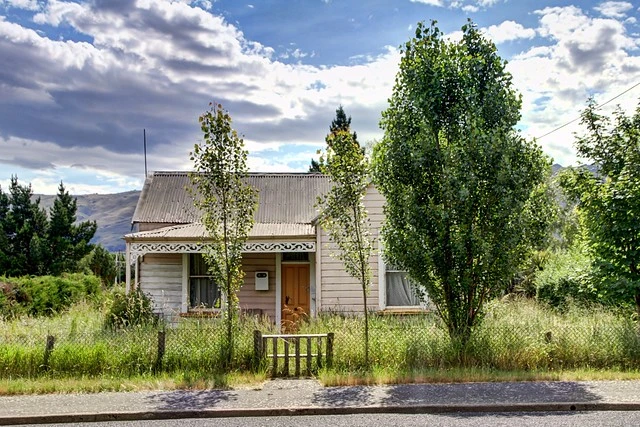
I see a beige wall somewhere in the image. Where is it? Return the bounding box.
[139,253,183,316]
[318,184,384,313]
[238,253,277,320]
[139,251,277,321]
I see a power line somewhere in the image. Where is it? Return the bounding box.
[535,80,640,140]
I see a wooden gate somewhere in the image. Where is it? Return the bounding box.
[253,331,334,377]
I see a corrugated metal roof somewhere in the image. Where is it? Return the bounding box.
[125,222,315,241]
[132,172,331,225]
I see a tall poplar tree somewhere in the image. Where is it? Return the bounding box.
[189,102,257,366]
[317,107,373,365]
[374,21,550,345]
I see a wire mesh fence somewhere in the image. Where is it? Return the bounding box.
[2,307,640,379]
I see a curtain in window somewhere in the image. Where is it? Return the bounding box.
[189,254,220,308]
[189,277,220,308]
[190,253,208,275]
[386,271,421,306]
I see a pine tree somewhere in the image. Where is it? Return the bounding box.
[0,187,9,273]
[308,106,361,173]
[2,176,48,276]
[331,105,359,147]
[47,182,96,275]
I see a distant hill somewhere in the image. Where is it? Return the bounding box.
[36,191,140,252]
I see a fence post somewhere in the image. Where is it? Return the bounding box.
[42,335,55,372]
[294,337,301,377]
[272,337,278,377]
[326,332,334,369]
[306,337,312,376]
[253,330,263,370]
[155,330,166,373]
[283,339,290,376]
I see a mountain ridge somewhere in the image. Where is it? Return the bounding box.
[35,190,140,252]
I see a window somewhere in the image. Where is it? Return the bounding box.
[380,256,429,309]
[189,254,221,309]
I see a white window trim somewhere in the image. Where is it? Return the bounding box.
[378,249,429,310]
[185,253,225,313]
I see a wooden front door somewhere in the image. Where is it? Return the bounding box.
[281,264,310,328]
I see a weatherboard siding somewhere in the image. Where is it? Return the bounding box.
[319,184,384,313]
[139,253,183,316]
[238,253,277,320]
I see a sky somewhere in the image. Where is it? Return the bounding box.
[0,0,639,195]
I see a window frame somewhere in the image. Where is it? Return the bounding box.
[188,253,224,311]
[378,252,430,310]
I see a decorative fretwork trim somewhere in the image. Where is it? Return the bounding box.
[129,241,315,265]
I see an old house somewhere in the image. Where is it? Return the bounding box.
[124,171,426,324]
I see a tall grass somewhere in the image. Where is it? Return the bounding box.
[1,298,640,382]
[300,298,640,372]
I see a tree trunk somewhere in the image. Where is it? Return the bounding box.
[362,283,369,367]
[635,290,640,333]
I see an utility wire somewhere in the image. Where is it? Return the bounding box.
[535,80,640,140]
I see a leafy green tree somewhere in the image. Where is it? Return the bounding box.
[373,20,550,345]
[317,113,374,365]
[79,245,116,285]
[189,102,257,365]
[47,182,97,275]
[559,99,640,317]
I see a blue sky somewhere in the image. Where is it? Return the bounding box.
[0,0,639,194]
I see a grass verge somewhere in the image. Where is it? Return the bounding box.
[0,371,268,395]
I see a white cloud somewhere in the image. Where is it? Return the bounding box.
[594,1,633,18]
[477,0,499,6]
[2,0,638,194]
[483,20,536,44]
[0,0,404,191]
[2,0,39,10]
[410,0,444,6]
[510,5,640,165]
[410,0,502,10]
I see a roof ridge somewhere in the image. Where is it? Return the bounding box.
[152,171,327,177]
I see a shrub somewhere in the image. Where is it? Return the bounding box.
[77,246,117,286]
[535,244,599,307]
[105,289,158,329]
[0,280,29,319]
[0,274,101,318]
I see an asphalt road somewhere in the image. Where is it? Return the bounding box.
[32,412,640,427]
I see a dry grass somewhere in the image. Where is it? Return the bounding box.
[318,367,640,387]
[0,371,268,395]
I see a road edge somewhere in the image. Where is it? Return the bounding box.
[3,402,640,425]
